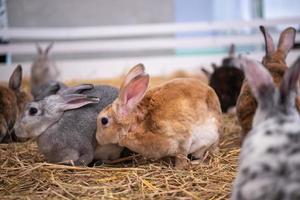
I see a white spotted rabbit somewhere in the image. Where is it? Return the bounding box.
[231,57,300,200]
[96,64,222,169]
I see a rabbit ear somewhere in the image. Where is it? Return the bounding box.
[9,65,23,92]
[117,74,149,117]
[34,81,63,101]
[58,94,99,111]
[36,43,43,54]
[228,44,235,58]
[277,27,296,57]
[242,58,275,108]
[46,81,63,93]
[279,56,300,109]
[259,26,275,55]
[45,42,54,55]
[121,63,145,90]
[58,84,93,95]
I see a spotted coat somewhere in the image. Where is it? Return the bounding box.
[231,115,300,200]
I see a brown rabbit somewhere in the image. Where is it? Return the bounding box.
[236,26,299,140]
[95,64,222,169]
[0,65,32,142]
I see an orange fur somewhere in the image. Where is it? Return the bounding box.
[236,26,299,140]
[96,68,222,168]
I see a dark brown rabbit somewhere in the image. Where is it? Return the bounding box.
[209,67,244,112]
[205,44,245,112]
[0,65,32,142]
[236,26,300,139]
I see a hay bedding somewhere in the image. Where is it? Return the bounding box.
[0,113,241,200]
[1,76,241,199]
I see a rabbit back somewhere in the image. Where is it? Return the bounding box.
[143,78,222,135]
[119,78,222,158]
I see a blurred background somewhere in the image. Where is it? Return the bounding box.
[0,0,300,82]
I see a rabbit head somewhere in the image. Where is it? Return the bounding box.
[15,84,99,139]
[260,26,296,66]
[241,57,300,127]
[96,64,149,145]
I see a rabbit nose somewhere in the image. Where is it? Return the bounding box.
[14,121,26,138]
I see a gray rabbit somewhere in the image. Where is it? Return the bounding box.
[31,43,65,99]
[231,57,300,200]
[15,84,123,165]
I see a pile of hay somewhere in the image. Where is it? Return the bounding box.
[1,74,242,199]
[0,113,241,199]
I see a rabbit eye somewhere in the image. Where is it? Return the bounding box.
[29,107,38,116]
[101,117,109,126]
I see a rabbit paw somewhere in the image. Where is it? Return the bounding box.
[175,154,190,169]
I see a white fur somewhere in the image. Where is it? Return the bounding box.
[189,117,219,156]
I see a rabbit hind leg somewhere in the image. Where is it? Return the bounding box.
[58,149,80,166]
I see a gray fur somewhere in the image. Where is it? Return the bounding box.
[15,85,123,165]
[231,58,300,200]
[31,43,61,99]
[33,80,67,100]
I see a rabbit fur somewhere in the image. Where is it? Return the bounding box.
[0,65,32,143]
[31,43,63,99]
[15,84,123,165]
[96,64,222,169]
[231,57,300,200]
[236,26,300,139]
